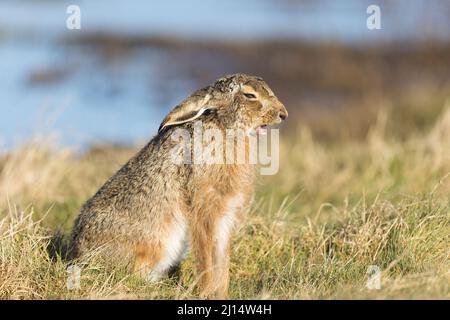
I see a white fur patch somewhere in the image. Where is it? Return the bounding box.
[147,208,189,282]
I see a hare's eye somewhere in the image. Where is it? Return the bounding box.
[244,93,257,99]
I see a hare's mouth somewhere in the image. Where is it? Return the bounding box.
[255,125,268,135]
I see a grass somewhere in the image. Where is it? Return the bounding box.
[0,104,449,299]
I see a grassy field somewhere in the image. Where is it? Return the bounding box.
[0,100,449,299]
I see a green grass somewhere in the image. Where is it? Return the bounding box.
[0,106,449,299]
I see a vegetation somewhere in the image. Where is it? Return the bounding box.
[1,97,449,299]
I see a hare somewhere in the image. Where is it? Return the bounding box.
[69,73,288,299]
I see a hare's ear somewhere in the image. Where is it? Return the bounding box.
[158,94,215,133]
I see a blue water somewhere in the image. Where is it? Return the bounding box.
[0,0,448,150]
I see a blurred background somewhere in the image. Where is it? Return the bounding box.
[0,0,449,150]
[0,1,450,300]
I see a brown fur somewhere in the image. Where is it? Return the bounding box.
[69,73,287,298]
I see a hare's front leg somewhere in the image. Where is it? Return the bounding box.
[213,212,235,299]
[190,218,233,299]
[190,193,243,299]
[190,215,216,298]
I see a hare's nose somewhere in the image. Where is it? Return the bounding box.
[278,110,288,121]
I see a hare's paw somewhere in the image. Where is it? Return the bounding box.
[145,269,168,283]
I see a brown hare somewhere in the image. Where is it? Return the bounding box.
[69,73,288,299]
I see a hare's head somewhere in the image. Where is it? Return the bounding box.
[159,73,287,134]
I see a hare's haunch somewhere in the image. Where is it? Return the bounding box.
[69,73,288,299]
